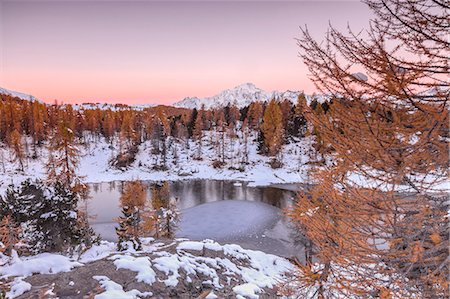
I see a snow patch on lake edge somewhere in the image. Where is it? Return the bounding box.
[0,239,294,298]
[0,133,315,194]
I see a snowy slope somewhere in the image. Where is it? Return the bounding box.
[0,131,315,195]
[173,83,306,109]
[71,102,157,111]
[0,86,41,103]
[0,86,157,110]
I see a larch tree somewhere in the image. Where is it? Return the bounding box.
[240,118,250,166]
[31,100,46,158]
[288,0,449,297]
[246,102,264,130]
[213,108,227,165]
[46,117,84,193]
[260,99,284,156]
[152,110,170,169]
[0,215,21,256]
[9,129,25,172]
[193,108,204,160]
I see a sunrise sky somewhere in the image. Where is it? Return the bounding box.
[0,0,372,105]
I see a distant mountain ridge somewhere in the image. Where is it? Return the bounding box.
[173,83,305,109]
[1,83,318,110]
[0,86,41,102]
[0,86,158,110]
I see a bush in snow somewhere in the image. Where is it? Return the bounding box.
[0,180,98,254]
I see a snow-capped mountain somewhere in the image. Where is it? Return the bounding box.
[173,83,304,109]
[71,102,157,111]
[0,86,41,102]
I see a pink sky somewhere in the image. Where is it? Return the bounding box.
[0,1,372,105]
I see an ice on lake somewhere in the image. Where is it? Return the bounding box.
[178,200,299,257]
[86,180,304,258]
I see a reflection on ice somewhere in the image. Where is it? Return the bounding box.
[86,180,303,257]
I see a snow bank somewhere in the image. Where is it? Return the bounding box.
[93,276,153,299]
[111,255,157,284]
[1,239,295,298]
[0,253,82,278]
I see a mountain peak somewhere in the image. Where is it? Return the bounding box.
[174,83,302,110]
[235,82,258,90]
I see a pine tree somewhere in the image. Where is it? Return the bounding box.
[2,180,97,253]
[193,109,204,160]
[116,205,142,251]
[120,181,146,208]
[116,181,146,251]
[149,182,178,238]
[156,199,180,239]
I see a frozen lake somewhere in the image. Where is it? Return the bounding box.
[84,180,304,257]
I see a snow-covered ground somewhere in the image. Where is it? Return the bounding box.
[0,239,294,298]
[0,132,314,194]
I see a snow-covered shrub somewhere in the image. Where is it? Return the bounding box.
[156,199,180,238]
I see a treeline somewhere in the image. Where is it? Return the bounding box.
[0,93,326,171]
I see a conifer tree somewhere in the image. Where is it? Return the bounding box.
[240,118,250,166]
[9,129,24,172]
[156,198,180,239]
[116,205,142,251]
[246,102,263,130]
[260,100,284,156]
[149,182,178,238]
[116,181,146,251]
[46,118,84,193]
[193,108,204,160]
[290,0,449,297]
[31,101,45,158]
[2,180,97,253]
[291,94,308,138]
[0,215,21,256]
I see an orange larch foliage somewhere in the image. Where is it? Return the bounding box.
[289,0,449,297]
